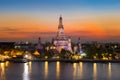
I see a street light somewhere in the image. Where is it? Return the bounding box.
[24,54,28,59]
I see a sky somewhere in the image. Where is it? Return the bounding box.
[0,0,120,43]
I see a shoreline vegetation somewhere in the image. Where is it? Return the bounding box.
[0,42,120,63]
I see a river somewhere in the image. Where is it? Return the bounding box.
[0,61,120,80]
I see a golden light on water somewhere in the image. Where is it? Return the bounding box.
[73,63,77,80]
[79,62,83,78]
[5,61,9,67]
[108,63,111,79]
[23,63,29,80]
[0,63,6,80]
[44,61,48,79]
[93,63,97,80]
[56,61,60,79]
[1,63,5,75]
[28,62,32,73]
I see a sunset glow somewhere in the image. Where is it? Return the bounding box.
[0,0,120,42]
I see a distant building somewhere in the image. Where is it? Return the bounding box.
[14,42,35,52]
[78,37,83,54]
[36,37,44,55]
[36,37,43,50]
[53,15,72,52]
[73,38,83,54]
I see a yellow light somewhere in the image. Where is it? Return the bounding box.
[79,62,83,78]
[23,63,29,80]
[73,63,77,79]
[33,50,40,56]
[93,56,96,59]
[13,55,17,58]
[78,55,82,59]
[93,63,97,80]
[44,61,48,79]
[102,57,108,60]
[46,47,49,51]
[56,56,60,59]
[0,63,6,79]
[28,62,32,73]
[16,51,23,56]
[5,61,10,67]
[45,56,48,59]
[25,54,28,58]
[108,63,111,79]
[109,54,112,56]
[56,61,60,79]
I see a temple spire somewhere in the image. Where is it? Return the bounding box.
[58,15,64,29]
[59,15,62,25]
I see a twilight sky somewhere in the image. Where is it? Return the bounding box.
[0,0,120,43]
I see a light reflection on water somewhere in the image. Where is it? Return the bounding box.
[0,61,120,80]
[28,62,32,74]
[44,61,48,80]
[56,61,60,79]
[5,61,9,67]
[79,62,83,78]
[93,63,97,80]
[23,63,29,80]
[73,62,83,80]
[0,63,6,80]
[0,61,10,80]
[73,63,77,80]
[108,63,111,79]
[23,62,32,80]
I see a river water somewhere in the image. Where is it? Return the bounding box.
[0,61,120,80]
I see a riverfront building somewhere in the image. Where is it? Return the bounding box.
[53,16,72,52]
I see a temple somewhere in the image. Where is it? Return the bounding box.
[53,15,72,52]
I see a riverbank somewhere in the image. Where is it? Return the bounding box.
[2,58,120,63]
[30,59,120,63]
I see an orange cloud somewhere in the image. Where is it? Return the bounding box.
[65,20,106,40]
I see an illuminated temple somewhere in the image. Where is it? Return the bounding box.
[53,16,72,52]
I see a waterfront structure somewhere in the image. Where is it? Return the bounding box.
[36,37,43,50]
[78,38,87,56]
[53,16,72,52]
[78,37,83,54]
[36,37,44,56]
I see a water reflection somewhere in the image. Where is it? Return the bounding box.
[56,61,60,79]
[73,63,77,79]
[79,62,83,78]
[73,62,83,80]
[23,63,29,80]
[1,62,120,80]
[44,61,48,79]
[108,63,111,79]
[93,63,97,80]
[0,63,6,80]
[5,61,9,67]
[23,62,32,80]
[28,62,32,73]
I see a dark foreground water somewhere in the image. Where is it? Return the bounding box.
[0,61,120,80]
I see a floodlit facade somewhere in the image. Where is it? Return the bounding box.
[53,16,72,52]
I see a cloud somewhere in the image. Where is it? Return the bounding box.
[69,31,92,34]
[0,26,20,32]
[8,31,57,35]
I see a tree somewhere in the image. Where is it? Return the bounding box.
[85,45,97,59]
